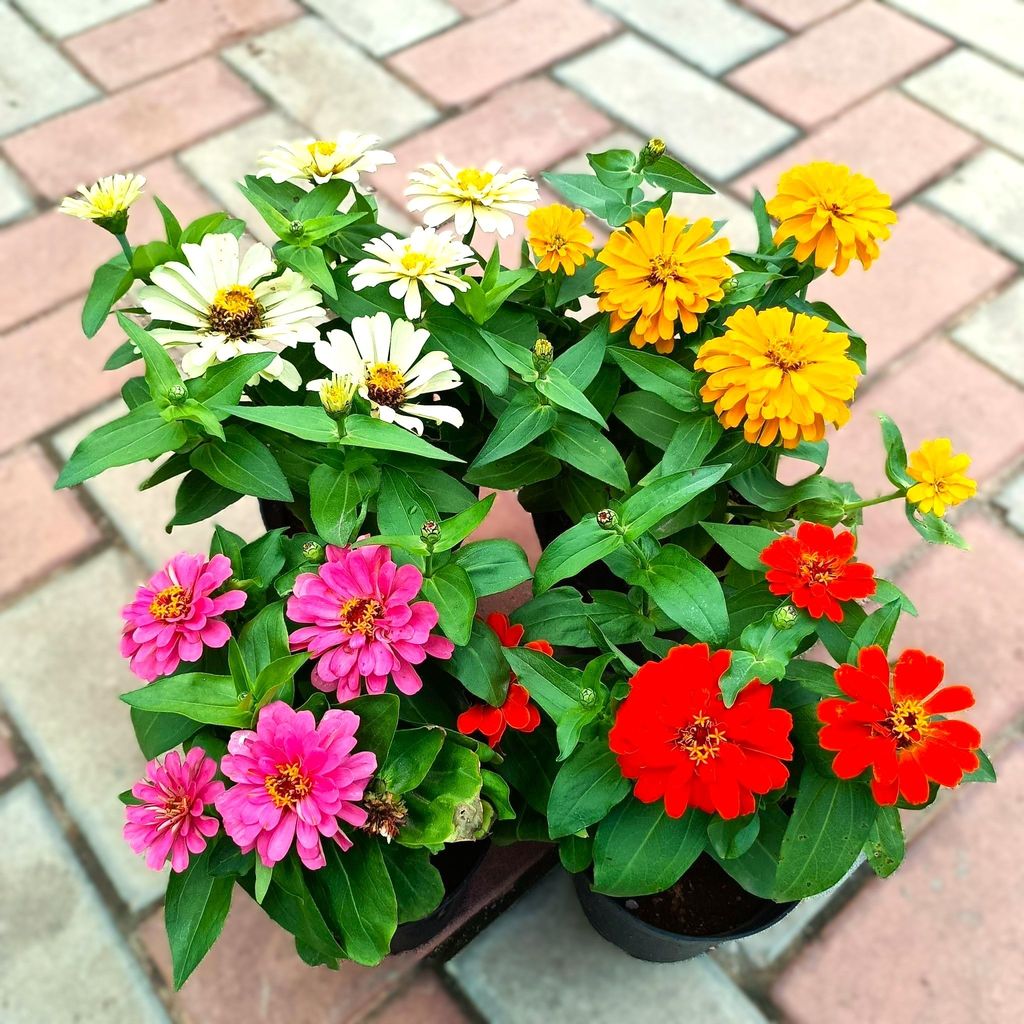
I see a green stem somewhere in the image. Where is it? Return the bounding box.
[115,232,134,266]
[843,489,903,512]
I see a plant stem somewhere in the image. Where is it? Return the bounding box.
[115,232,134,265]
[843,489,903,512]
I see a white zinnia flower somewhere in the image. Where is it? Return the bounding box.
[257,132,395,188]
[405,158,538,238]
[308,312,463,435]
[348,227,475,319]
[137,233,325,390]
[59,172,145,225]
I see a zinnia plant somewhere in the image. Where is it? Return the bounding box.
[58,125,994,985]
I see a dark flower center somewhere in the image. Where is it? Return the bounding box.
[882,699,928,750]
[340,596,383,637]
[799,551,839,585]
[365,362,407,408]
[208,285,264,339]
[674,713,726,764]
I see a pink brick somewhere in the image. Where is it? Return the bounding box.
[0,447,101,601]
[367,970,472,1023]
[0,157,212,332]
[740,0,855,30]
[812,204,1014,370]
[448,0,508,15]
[374,77,612,211]
[727,2,952,129]
[2,58,263,200]
[0,302,132,454]
[774,739,1024,1024]
[0,719,17,780]
[388,0,617,108]
[732,90,979,204]
[66,0,301,91]
[891,515,1024,736]
[822,339,1024,571]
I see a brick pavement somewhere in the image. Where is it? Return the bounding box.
[0,2,1021,1021]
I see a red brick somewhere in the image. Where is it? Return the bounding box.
[812,204,1015,371]
[891,514,1024,736]
[774,739,1024,1024]
[822,339,1024,571]
[731,90,979,204]
[740,0,855,30]
[374,77,612,211]
[1,302,132,454]
[65,0,301,91]
[0,157,212,332]
[2,58,263,200]
[388,0,617,108]
[0,447,101,601]
[727,2,952,129]
[365,970,472,1023]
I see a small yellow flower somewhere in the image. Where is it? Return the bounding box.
[58,173,145,229]
[526,204,594,275]
[595,208,732,353]
[766,161,897,275]
[694,306,860,448]
[906,439,977,517]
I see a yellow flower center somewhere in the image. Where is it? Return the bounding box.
[399,250,433,275]
[647,253,682,285]
[675,713,726,764]
[799,552,839,585]
[765,337,808,372]
[148,585,189,621]
[340,596,383,637]
[308,140,337,158]
[455,167,494,192]
[365,362,406,408]
[264,763,313,809]
[208,285,263,339]
[882,699,929,750]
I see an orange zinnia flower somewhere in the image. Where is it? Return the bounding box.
[526,203,593,275]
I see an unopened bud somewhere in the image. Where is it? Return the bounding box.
[721,276,738,294]
[289,219,304,237]
[772,605,798,630]
[532,337,554,375]
[420,520,441,548]
[301,540,325,563]
[638,138,666,168]
[318,374,356,419]
[166,382,188,405]
[580,687,598,708]
[596,508,617,530]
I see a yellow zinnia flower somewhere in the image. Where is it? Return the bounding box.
[526,204,594,275]
[595,209,732,353]
[59,172,145,230]
[766,161,897,276]
[694,306,860,448]
[906,439,977,517]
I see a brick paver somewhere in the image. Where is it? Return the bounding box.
[1,2,1022,1021]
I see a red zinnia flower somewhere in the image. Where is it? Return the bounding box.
[608,644,794,820]
[760,522,875,622]
[456,613,547,747]
[818,645,981,806]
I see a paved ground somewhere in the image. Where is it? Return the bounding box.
[0,1,1022,1021]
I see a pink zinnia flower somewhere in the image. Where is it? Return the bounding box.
[124,747,224,872]
[286,544,454,700]
[215,702,376,870]
[120,552,247,681]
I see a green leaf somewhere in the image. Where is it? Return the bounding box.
[453,539,532,597]
[381,728,445,794]
[345,694,400,765]
[707,814,760,860]
[848,602,901,659]
[56,403,187,488]
[276,242,338,298]
[130,707,199,759]
[701,521,780,571]
[613,391,684,448]
[642,155,714,194]
[153,195,182,246]
[436,494,495,552]
[620,465,729,540]
[164,845,233,989]
[340,414,461,463]
[239,601,290,678]
[188,353,276,410]
[864,805,904,878]
[310,461,380,545]
[905,503,969,549]
[962,748,997,784]
[377,466,438,538]
[168,471,239,527]
[542,412,630,490]
[402,740,483,844]
[712,802,787,899]
[720,612,817,706]
[751,189,773,252]
[381,843,444,925]
[254,860,273,904]
[190,427,291,501]
[82,257,132,337]
[463,445,561,489]
[120,673,251,727]
[646,415,723,480]
[240,529,287,586]
[502,645,583,720]
[775,769,876,901]
[446,617,508,704]
[498,728,557,815]
[238,180,295,237]
[179,211,245,245]
[785,658,841,697]
[593,801,709,897]
[421,561,477,645]
[226,404,339,442]
[630,544,729,643]
[877,413,913,488]
[547,742,630,839]
[542,171,624,215]
[608,348,701,412]
[555,319,610,390]
[536,367,607,426]
[588,147,643,189]
[253,653,307,705]
[532,517,624,594]
[422,308,509,394]
[116,313,182,404]
[472,390,557,468]
[514,587,650,648]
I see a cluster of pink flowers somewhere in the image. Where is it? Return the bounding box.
[287,543,454,700]
[120,553,247,681]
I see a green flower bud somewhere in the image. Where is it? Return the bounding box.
[318,374,356,419]
[772,604,799,629]
[301,540,325,563]
[721,275,738,294]
[596,508,617,530]
[289,219,304,237]
[420,520,441,548]
[637,138,666,169]
[580,687,598,708]
[532,337,554,375]
[166,382,188,405]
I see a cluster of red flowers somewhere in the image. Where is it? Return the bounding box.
[457,613,546,748]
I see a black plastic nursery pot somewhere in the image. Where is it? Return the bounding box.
[573,855,799,963]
